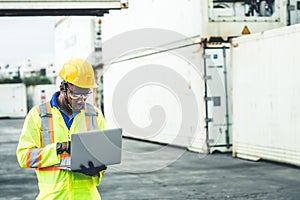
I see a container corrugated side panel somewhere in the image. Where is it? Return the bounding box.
[0,83,27,118]
[103,50,204,149]
[231,24,300,167]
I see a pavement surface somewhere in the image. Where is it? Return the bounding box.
[1,118,300,200]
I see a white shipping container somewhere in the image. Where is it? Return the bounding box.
[231,23,300,166]
[103,0,292,41]
[0,0,127,9]
[201,0,289,38]
[55,16,105,109]
[0,83,27,118]
[102,36,232,153]
[102,0,233,153]
[55,16,98,68]
[26,84,59,109]
[103,45,205,149]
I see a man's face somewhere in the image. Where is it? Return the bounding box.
[66,83,92,112]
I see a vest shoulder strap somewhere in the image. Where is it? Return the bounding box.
[85,103,98,131]
[36,101,54,147]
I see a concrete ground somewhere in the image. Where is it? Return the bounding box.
[1,118,300,200]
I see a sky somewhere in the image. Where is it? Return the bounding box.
[0,16,56,67]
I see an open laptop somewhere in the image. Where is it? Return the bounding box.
[62,128,122,171]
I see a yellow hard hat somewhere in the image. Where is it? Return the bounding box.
[58,58,98,88]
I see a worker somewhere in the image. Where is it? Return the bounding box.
[16,58,106,200]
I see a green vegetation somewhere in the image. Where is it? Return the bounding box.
[0,75,51,86]
[0,77,22,84]
[23,75,52,86]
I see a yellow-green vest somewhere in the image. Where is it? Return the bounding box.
[16,101,106,200]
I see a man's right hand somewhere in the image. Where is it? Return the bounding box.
[56,141,71,154]
[66,141,71,154]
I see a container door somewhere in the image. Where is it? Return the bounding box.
[203,44,231,153]
[289,0,300,25]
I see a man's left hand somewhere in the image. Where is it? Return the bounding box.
[76,161,107,176]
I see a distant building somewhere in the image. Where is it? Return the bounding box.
[0,61,57,84]
[45,63,57,84]
[0,64,20,80]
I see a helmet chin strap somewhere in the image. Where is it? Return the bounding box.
[63,82,73,111]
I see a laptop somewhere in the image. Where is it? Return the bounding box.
[62,128,122,171]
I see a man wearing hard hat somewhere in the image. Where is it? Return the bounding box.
[16,58,106,199]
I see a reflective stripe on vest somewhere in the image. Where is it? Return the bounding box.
[85,103,98,131]
[58,154,71,166]
[26,148,42,168]
[37,101,54,147]
[38,154,72,171]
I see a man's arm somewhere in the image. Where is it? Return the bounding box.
[16,107,60,169]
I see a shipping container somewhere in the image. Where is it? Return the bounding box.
[201,0,290,38]
[0,83,27,118]
[55,16,104,109]
[26,84,58,110]
[231,23,300,166]
[0,0,128,16]
[102,32,232,153]
[54,0,299,154]
[55,16,102,68]
[100,0,238,153]
[103,0,297,41]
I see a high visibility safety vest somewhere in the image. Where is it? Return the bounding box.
[16,101,106,200]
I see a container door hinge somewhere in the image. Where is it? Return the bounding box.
[205,118,213,123]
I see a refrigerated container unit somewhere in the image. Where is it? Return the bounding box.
[0,83,27,118]
[231,23,300,167]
